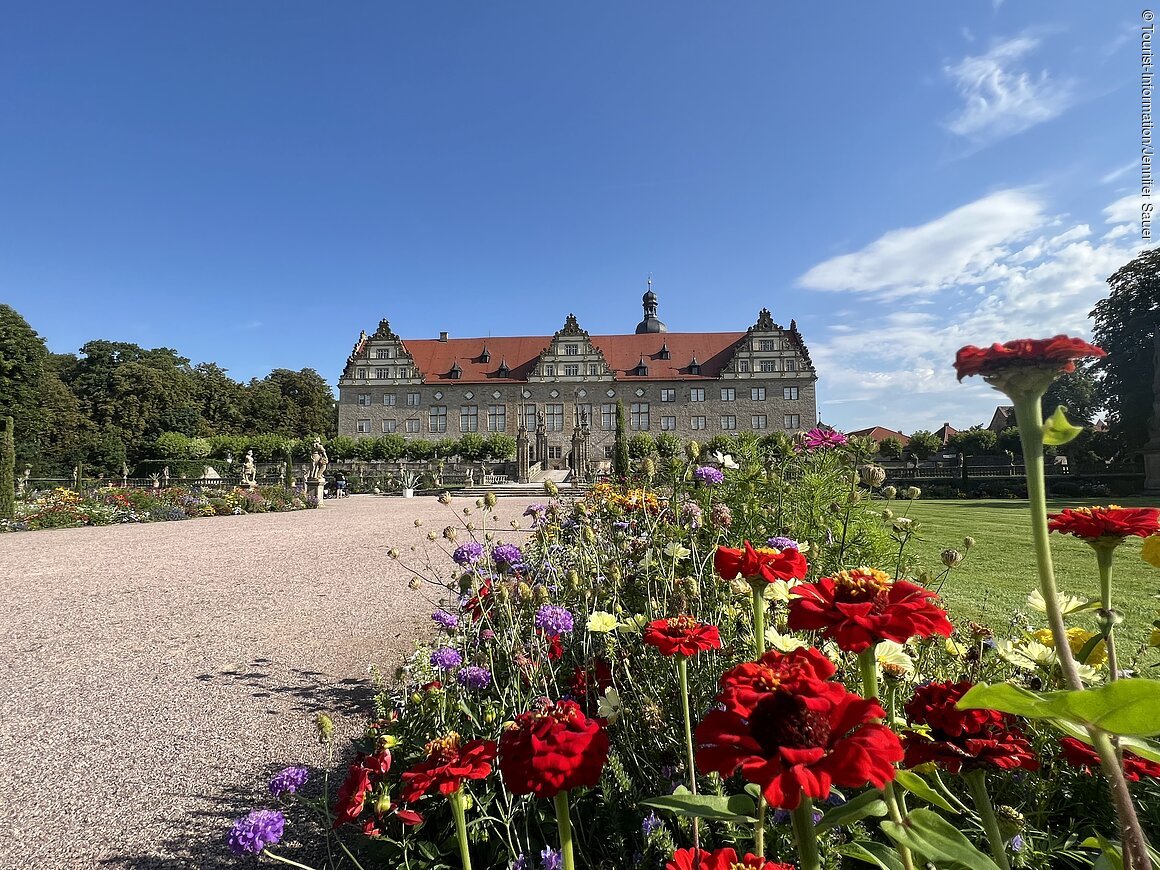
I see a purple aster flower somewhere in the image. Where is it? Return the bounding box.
[452,541,485,566]
[534,604,574,635]
[457,665,492,690]
[430,647,463,670]
[226,809,285,855]
[693,465,725,486]
[540,847,563,870]
[492,543,524,570]
[803,427,848,450]
[431,609,459,631]
[1009,835,1024,854]
[268,766,309,797]
[511,855,528,870]
[641,811,663,837]
[767,536,800,551]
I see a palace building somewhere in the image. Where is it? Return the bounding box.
[336,288,818,469]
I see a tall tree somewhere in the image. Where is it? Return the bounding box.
[0,305,49,468]
[1092,249,1160,451]
[1042,360,1101,425]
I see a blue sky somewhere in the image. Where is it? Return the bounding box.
[1,2,1147,432]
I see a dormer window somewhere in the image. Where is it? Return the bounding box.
[480,345,491,363]
[688,355,701,376]
[633,355,649,377]
[658,343,671,360]
[449,362,462,380]
[497,359,510,378]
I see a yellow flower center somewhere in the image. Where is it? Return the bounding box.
[835,567,892,597]
[424,731,461,760]
[667,615,699,631]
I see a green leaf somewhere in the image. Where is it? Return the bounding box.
[1042,405,1084,446]
[1050,717,1160,763]
[838,841,906,870]
[956,679,1160,736]
[1082,835,1125,870]
[640,789,757,823]
[881,809,1004,870]
[892,769,960,814]
[814,788,888,833]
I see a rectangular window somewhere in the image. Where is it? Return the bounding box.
[407,392,421,407]
[721,388,735,401]
[783,386,799,400]
[690,388,705,402]
[429,406,447,433]
[564,344,579,356]
[398,367,411,379]
[546,403,564,431]
[601,403,616,430]
[564,364,580,377]
[375,368,389,380]
[543,364,556,377]
[691,416,706,430]
[522,404,537,430]
[357,368,367,379]
[661,416,677,430]
[752,415,767,429]
[487,404,506,432]
[356,419,371,433]
[751,387,766,401]
[375,349,389,359]
[548,446,563,459]
[406,418,420,433]
[631,402,650,431]
[460,405,478,432]
[760,360,777,373]
[575,403,592,427]
[588,363,602,376]
[738,360,750,372]
[383,393,397,406]
[357,393,371,406]
[382,419,396,433]
[785,360,797,371]
[660,389,676,402]
[604,446,614,458]
[720,415,737,430]
[784,414,801,429]
[759,339,775,351]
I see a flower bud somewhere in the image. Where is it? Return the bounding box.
[372,791,392,816]
[414,518,423,527]
[905,486,922,500]
[315,713,334,744]
[484,492,497,508]
[510,519,520,529]
[544,480,559,497]
[534,584,550,604]
[962,536,976,550]
[846,489,864,505]
[408,577,422,590]
[438,491,452,505]
[685,440,701,461]
[583,526,596,544]
[881,509,894,521]
[829,501,843,514]
[427,531,437,541]
[517,581,533,602]
[859,464,887,487]
[941,548,964,568]
[475,498,484,509]
[387,547,400,559]
[466,521,475,531]
[640,458,656,479]
[463,506,472,516]
[996,806,1025,839]
[881,485,897,500]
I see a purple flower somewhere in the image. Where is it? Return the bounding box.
[480,628,496,643]
[710,503,732,528]
[492,543,524,570]
[641,811,663,837]
[511,855,528,870]
[1010,835,1024,854]
[803,427,848,450]
[457,665,492,690]
[540,847,563,870]
[693,466,725,486]
[681,501,703,529]
[767,536,800,551]
[430,647,463,670]
[432,609,459,631]
[268,766,309,797]
[534,605,574,635]
[452,541,485,566]
[226,809,285,855]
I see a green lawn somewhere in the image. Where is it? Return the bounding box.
[899,498,1159,649]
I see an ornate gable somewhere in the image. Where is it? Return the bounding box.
[339,319,424,384]
[527,314,613,382]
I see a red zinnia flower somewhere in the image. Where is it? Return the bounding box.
[667,846,795,870]
[787,567,952,653]
[1059,736,1160,782]
[714,647,836,717]
[695,648,902,810]
[954,335,1105,381]
[498,698,609,798]
[333,750,392,828]
[1048,506,1160,542]
[400,731,498,803]
[902,681,1038,775]
[567,659,613,711]
[643,615,723,657]
[715,541,808,584]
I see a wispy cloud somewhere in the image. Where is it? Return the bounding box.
[943,36,1073,144]
[1100,160,1138,185]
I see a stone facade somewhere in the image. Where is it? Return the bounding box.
[337,295,818,470]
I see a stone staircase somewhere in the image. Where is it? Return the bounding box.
[452,469,590,499]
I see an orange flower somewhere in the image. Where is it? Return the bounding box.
[954,335,1105,381]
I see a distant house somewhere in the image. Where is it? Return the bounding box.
[935,422,957,446]
[987,406,1015,433]
[847,426,910,447]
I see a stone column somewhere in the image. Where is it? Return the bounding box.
[535,408,549,471]
[570,426,583,483]
[1144,333,1160,492]
[516,423,530,484]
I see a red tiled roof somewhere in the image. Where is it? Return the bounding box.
[400,332,751,383]
[846,426,910,446]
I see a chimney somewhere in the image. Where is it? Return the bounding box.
[439,331,448,342]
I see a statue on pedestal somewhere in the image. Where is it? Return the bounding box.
[308,439,329,480]
[239,450,257,488]
[121,462,129,486]
[162,466,170,486]
[17,467,30,495]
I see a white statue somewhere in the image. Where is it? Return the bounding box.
[308,439,329,480]
[239,450,257,486]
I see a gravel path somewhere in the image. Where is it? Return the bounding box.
[0,494,540,869]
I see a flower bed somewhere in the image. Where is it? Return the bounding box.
[228,338,1160,870]
[2,484,313,532]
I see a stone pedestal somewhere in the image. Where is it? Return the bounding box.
[1145,447,1160,492]
[306,477,325,503]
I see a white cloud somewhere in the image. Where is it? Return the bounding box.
[1100,160,1138,184]
[798,189,1043,298]
[1103,193,1142,224]
[943,37,1072,143]
[805,191,1141,433]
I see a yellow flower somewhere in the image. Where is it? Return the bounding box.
[586,611,618,633]
[1143,535,1160,568]
[1032,627,1107,667]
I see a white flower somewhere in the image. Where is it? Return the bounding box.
[711,450,739,469]
[1026,588,1093,617]
[763,578,802,603]
[587,611,618,633]
[597,686,622,723]
[663,541,691,561]
[765,628,808,651]
[640,549,659,569]
[875,640,915,677]
[997,639,1056,671]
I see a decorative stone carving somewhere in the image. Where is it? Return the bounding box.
[516,422,530,483]
[308,439,329,481]
[239,450,258,488]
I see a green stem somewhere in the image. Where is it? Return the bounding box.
[262,852,320,870]
[677,655,701,851]
[755,797,766,859]
[749,580,767,657]
[449,789,472,870]
[554,791,575,870]
[1094,544,1120,680]
[790,799,822,870]
[964,769,1012,870]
